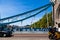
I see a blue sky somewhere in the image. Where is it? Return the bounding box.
[0,0,52,26]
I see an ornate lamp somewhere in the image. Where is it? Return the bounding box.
[50,0,55,4]
[50,0,55,2]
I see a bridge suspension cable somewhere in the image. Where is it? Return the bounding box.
[0,3,52,21]
[2,4,51,24]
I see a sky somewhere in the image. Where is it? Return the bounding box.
[0,0,52,26]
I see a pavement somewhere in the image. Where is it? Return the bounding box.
[0,34,49,40]
[0,36,49,40]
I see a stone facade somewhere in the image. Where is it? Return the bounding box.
[54,0,60,28]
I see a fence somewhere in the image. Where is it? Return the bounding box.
[13,28,48,32]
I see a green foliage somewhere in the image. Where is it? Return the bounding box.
[31,12,52,28]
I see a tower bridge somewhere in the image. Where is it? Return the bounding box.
[0,0,53,32]
[0,0,60,40]
[0,0,59,35]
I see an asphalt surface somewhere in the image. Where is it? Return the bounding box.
[0,36,49,40]
[0,34,49,40]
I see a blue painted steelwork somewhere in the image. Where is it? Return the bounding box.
[0,3,52,21]
[2,4,51,24]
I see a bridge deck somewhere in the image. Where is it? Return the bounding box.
[13,34,48,37]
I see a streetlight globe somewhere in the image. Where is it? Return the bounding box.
[50,0,55,2]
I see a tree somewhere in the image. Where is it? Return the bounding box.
[31,12,52,28]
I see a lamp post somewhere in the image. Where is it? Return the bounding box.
[50,0,55,27]
[0,13,1,23]
[0,13,1,19]
[46,12,49,28]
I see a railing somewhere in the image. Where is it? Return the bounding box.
[13,28,48,32]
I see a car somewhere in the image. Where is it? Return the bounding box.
[0,23,13,37]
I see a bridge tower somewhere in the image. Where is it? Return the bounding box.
[53,0,60,28]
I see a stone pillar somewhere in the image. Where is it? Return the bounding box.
[54,0,60,28]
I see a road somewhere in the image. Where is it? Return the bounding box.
[0,34,49,40]
[0,36,49,40]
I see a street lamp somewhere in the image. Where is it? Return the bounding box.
[50,0,55,2]
[50,0,55,4]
